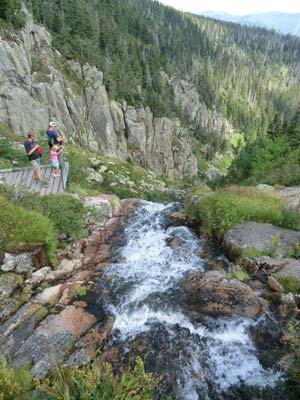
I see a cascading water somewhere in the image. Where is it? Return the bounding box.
[99,202,284,399]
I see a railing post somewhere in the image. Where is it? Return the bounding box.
[8,144,14,170]
[59,149,65,191]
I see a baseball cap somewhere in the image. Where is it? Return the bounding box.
[49,121,56,126]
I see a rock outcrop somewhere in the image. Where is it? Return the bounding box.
[222,222,300,260]
[0,9,199,180]
[257,184,300,210]
[0,194,139,377]
[182,271,261,318]
[245,256,300,279]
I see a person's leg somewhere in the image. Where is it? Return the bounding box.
[31,160,42,181]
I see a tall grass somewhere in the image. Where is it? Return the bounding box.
[0,197,57,260]
[186,185,300,237]
[0,357,159,400]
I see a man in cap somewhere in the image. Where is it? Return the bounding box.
[46,121,64,149]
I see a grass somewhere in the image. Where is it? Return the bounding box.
[185,185,300,238]
[225,270,250,282]
[0,186,87,241]
[0,356,159,400]
[0,196,57,260]
[67,145,185,201]
[276,276,300,295]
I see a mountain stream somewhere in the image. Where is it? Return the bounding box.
[98,202,286,399]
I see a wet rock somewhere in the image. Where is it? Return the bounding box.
[11,306,97,378]
[250,317,285,368]
[35,284,64,305]
[1,252,33,274]
[182,272,261,318]
[0,273,22,301]
[267,276,284,293]
[164,210,187,227]
[223,222,300,260]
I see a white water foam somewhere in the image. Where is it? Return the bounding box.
[102,201,282,397]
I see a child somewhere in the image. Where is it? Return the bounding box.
[51,145,62,177]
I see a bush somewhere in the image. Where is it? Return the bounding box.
[0,356,159,400]
[0,358,32,400]
[0,187,87,240]
[186,185,300,237]
[40,357,158,400]
[0,197,57,260]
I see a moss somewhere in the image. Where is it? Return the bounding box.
[70,285,87,300]
[35,307,49,324]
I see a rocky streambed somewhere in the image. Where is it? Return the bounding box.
[0,197,298,399]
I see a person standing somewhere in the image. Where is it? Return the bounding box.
[24,132,47,185]
[46,121,64,164]
[50,145,62,178]
[46,121,64,148]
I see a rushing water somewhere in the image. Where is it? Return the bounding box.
[99,202,284,399]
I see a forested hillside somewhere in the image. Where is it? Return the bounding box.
[1,0,300,182]
[20,0,300,142]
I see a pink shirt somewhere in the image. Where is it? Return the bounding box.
[51,150,59,163]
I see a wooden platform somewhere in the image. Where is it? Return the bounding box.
[0,163,69,195]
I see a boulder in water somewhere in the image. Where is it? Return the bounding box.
[182,271,261,318]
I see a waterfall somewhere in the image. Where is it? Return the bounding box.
[99,201,283,399]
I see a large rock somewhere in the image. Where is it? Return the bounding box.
[257,185,300,211]
[35,284,63,305]
[0,273,21,302]
[276,260,300,280]
[1,253,33,274]
[182,271,261,318]
[222,222,300,260]
[11,306,97,378]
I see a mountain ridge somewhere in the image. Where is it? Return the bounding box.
[201,10,300,36]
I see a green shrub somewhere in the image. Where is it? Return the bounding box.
[0,358,32,400]
[0,187,87,240]
[0,197,57,260]
[186,185,300,238]
[36,194,87,239]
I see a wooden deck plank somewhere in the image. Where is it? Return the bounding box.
[0,163,69,196]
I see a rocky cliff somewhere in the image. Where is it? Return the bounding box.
[0,9,232,179]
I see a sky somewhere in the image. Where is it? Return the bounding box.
[158,0,300,15]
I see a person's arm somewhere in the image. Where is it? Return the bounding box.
[25,142,39,156]
[54,131,64,142]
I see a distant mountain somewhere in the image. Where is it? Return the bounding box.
[201,11,300,36]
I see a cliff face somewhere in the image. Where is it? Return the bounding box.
[0,10,231,179]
